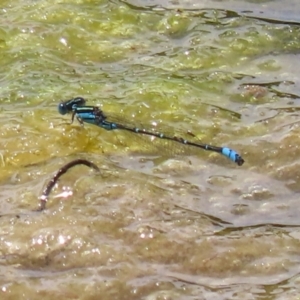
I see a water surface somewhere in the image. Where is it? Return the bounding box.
[1,0,300,299]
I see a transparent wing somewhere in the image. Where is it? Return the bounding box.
[103,112,212,157]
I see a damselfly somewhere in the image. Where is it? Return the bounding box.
[58,97,244,166]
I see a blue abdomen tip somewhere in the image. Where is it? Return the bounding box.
[222,147,244,166]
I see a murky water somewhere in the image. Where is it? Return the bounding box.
[1,0,300,299]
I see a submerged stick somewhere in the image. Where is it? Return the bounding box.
[37,159,100,211]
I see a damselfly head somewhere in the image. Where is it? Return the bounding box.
[58,102,68,115]
[58,97,86,115]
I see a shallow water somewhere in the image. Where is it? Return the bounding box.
[1,0,300,299]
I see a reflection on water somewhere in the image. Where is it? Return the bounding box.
[1,0,300,298]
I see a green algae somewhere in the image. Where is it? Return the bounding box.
[1,0,300,299]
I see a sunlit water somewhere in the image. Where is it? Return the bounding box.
[1,0,300,299]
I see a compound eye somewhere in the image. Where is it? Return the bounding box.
[58,103,67,115]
